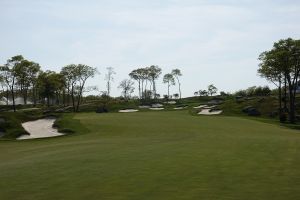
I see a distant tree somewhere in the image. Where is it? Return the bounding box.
[173,93,179,99]
[0,55,24,112]
[246,86,256,96]
[163,73,175,100]
[235,90,247,97]
[148,65,162,99]
[60,64,97,111]
[118,79,135,100]
[105,67,116,97]
[199,89,208,96]
[141,68,150,99]
[74,64,97,112]
[61,64,78,110]
[171,69,182,99]
[163,94,168,100]
[261,86,271,96]
[144,89,153,100]
[194,91,199,96]
[14,60,40,105]
[0,68,9,105]
[38,71,64,107]
[220,91,229,96]
[207,84,217,96]
[129,69,143,99]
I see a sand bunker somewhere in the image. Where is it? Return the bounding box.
[198,109,223,115]
[119,109,139,113]
[149,108,165,111]
[166,101,176,104]
[174,106,188,110]
[203,105,217,109]
[151,103,163,108]
[193,105,207,109]
[138,105,150,109]
[17,118,63,140]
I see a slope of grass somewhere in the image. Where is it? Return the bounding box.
[0,111,300,200]
[0,110,45,139]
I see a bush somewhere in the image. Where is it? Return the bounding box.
[280,112,288,123]
[96,106,108,113]
[269,111,278,118]
[242,106,253,113]
[248,108,261,116]
[241,106,261,116]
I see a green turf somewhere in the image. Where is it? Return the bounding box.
[0,111,300,200]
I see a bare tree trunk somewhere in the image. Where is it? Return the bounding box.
[138,80,141,99]
[107,80,110,96]
[6,88,9,105]
[67,86,70,106]
[33,86,37,107]
[76,83,85,112]
[24,88,28,105]
[11,80,16,112]
[167,83,170,100]
[63,89,66,107]
[284,76,288,112]
[141,80,144,100]
[278,79,282,113]
[152,78,156,99]
[286,74,295,123]
[71,84,76,112]
[289,87,295,123]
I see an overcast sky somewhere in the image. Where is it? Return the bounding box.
[0,0,299,97]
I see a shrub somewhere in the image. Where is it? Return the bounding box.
[247,108,261,116]
[280,112,288,123]
[96,106,108,113]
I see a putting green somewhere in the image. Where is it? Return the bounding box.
[0,111,299,200]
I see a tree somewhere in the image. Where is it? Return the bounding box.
[173,93,179,99]
[38,71,64,107]
[105,67,116,97]
[74,64,97,112]
[199,90,208,96]
[0,55,24,112]
[171,69,182,99]
[129,69,142,99]
[118,79,135,99]
[258,38,300,123]
[148,65,162,99]
[207,84,217,96]
[0,68,9,105]
[140,68,149,99]
[220,91,229,96]
[14,60,40,105]
[163,73,175,100]
[258,50,283,112]
[60,64,97,111]
[61,64,77,109]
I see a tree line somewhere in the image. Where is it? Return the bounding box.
[127,66,182,101]
[0,55,184,111]
[194,84,218,97]
[0,55,97,112]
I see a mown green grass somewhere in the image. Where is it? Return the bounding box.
[0,111,300,200]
